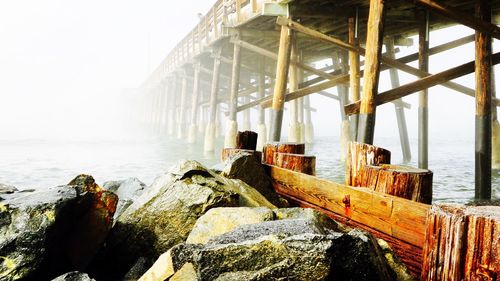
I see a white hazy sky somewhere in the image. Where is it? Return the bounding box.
[0,0,498,141]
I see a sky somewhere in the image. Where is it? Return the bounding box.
[0,0,498,142]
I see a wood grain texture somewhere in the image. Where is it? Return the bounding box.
[359,164,433,204]
[274,153,316,175]
[263,142,305,165]
[266,164,430,248]
[346,142,391,187]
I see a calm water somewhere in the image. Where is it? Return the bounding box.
[0,135,498,203]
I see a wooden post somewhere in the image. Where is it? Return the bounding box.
[263,142,305,165]
[387,39,412,163]
[256,56,267,151]
[158,80,170,136]
[236,131,258,150]
[167,76,178,136]
[204,48,222,152]
[177,71,188,139]
[241,95,251,131]
[188,63,201,143]
[418,11,430,169]
[348,10,360,141]
[336,51,352,160]
[304,95,314,143]
[288,38,300,142]
[269,24,293,142]
[274,153,316,175]
[345,142,391,187]
[475,0,492,200]
[357,0,385,145]
[224,39,242,148]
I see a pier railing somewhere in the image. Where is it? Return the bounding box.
[143,0,283,88]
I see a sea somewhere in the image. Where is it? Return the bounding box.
[0,134,498,204]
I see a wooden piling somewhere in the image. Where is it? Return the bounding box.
[224,39,242,148]
[387,39,412,163]
[274,153,316,175]
[357,0,385,145]
[345,142,391,187]
[304,96,314,143]
[475,0,492,200]
[263,142,305,165]
[188,63,201,143]
[418,11,430,169]
[256,56,267,151]
[177,71,188,139]
[269,24,293,142]
[288,38,300,142]
[236,131,258,150]
[167,76,178,136]
[204,48,222,152]
[348,12,360,141]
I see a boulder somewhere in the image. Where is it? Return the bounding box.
[0,184,17,196]
[52,272,95,281]
[221,151,288,207]
[186,207,275,244]
[169,263,198,281]
[0,174,116,281]
[102,178,146,220]
[89,160,275,280]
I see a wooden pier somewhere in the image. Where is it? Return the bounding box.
[141,2,500,278]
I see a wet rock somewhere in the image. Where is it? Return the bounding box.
[0,174,116,281]
[52,271,95,281]
[273,207,348,233]
[221,151,288,207]
[186,207,275,244]
[102,178,146,219]
[90,160,275,280]
[0,183,17,196]
[377,239,415,281]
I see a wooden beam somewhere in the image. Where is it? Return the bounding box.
[269,24,293,142]
[358,0,385,144]
[349,13,361,140]
[475,0,492,201]
[344,52,500,115]
[266,165,430,247]
[277,17,481,102]
[230,37,336,80]
[413,0,500,40]
[418,10,430,169]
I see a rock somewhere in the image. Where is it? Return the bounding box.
[169,263,198,281]
[102,178,146,220]
[143,207,399,281]
[377,239,416,281]
[0,174,116,281]
[221,151,288,207]
[0,184,17,196]
[186,207,275,244]
[89,160,275,280]
[51,271,95,281]
[122,257,151,281]
[138,250,175,281]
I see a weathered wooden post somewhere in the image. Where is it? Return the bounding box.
[241,95,251,131]
[348,10,360,141]
[387,39,412,163]
[177,70,188,139]
[288,39,300,142]
[224,39,242,148]
[269,24,293,142]
[188,63,201,143]
[418,10,430,169]
[256,57,267,151]
[204,47,222,152]
[304,95,314,143]
[475,0,492,200]
[336,51,352,160]
[357,0,386,144]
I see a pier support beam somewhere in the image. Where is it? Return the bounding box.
[158,79,170,136]
[269,24,293,142]
[336,52,352,160]
[288,39,301,142]
[256,57,267,151]
[475,0,492,200]
[387,39,412,163]
[348,13,360,142]
[357,0,385,145]
[418,11,430,169]
[204,48,222,152]
[304,95,314,143]
[224,40,242,148]
[167,76,178,136]
[188,63,201,143]
[177,71,188,139]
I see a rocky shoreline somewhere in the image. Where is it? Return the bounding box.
[0,152,414,280]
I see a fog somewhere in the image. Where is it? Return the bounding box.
[0,0,498,142]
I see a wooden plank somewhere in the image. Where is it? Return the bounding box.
[344,52,500,115]
[413,0,500,40]
[266,165,430,248]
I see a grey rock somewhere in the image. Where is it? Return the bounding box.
[51,271,95,281]
[220,152,288,207]
[122,257,151,281]
[102,178,146,220]
[0,183,17,196]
